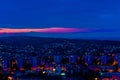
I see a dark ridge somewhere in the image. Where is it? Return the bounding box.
[0,36,120,48]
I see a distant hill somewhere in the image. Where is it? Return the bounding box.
[0,36,120,47]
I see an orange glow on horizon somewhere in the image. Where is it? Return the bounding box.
[0,27,91,34]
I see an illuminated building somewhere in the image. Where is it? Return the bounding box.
[32,57,37,68]
[69,55,77,64]
[53,55,61,64]
[17,58,23,69]
[100,55,107,64]
[85,55,91,65]
[2,58,7,70]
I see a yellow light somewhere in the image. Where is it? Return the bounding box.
[108,69,114,72]
[8,76,13,80]
[52,62,55,64]
[62,67,66,71]
[43,71,46,74]
[117,68,120,72]
[97,62,100,65]
[95,78,98,80]
[11,71,14,74]
[20,67,24,71]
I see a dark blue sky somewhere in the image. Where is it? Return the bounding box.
[0,0,120,39]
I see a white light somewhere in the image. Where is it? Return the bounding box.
[53,68,56,71]
[60,73,65,76]
[43,71,46,74]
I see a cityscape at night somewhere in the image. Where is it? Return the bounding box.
[0,36,120,80]
[0,0,120,80]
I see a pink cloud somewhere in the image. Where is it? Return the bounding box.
[0,27,92,34]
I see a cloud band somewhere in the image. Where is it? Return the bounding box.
[0,27,92,34]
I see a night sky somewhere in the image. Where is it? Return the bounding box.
[0,0,120,40]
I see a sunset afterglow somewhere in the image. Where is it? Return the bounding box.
[0,27,91,34]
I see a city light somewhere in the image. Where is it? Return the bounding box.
[60,73,66,76]
[43,71,46,74]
